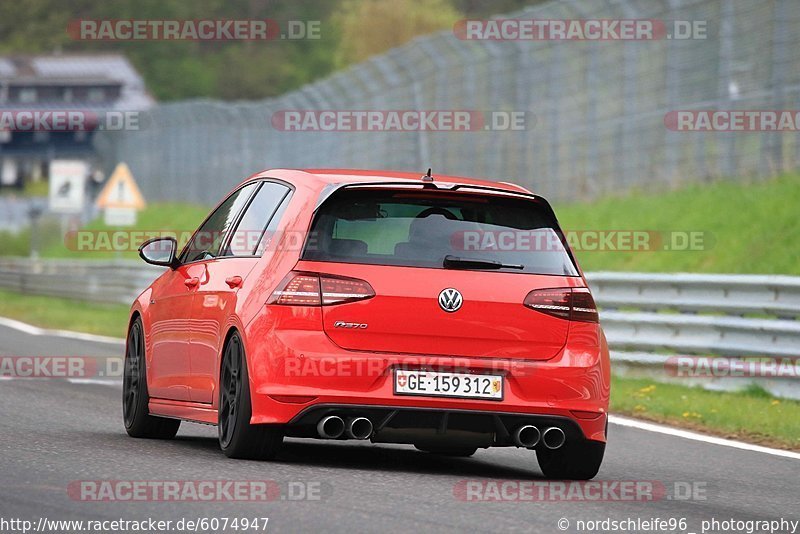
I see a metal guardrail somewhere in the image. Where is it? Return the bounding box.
[587,272,800,318]
[587,272,800,399]
[0,257,162,306]
[0,259,797,397]
[588,272,800,360]
[603,311,800,359]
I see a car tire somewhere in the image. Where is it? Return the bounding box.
[414,445,478,457]
[218,332,283,460]
[123,317,181,439]
[536,439,605,480]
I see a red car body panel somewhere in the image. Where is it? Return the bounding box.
[130,168,610,444]
[310,261,577,359]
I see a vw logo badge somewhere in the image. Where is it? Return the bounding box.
[438,288,463,312]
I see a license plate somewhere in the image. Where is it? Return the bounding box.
[393,370,504,400]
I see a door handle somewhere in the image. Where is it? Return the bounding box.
[184,277,200,288]
[225,276,243,289]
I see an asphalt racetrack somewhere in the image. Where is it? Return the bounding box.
[1,321,798,533]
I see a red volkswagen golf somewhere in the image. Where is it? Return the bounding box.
[125,169,610,479]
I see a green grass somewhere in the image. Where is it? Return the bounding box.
[23,180,50,197]
[612,376,800,450]
[554,172,800,274]
[0,202,210,260]
[0,219,66,258]
[50,201,209,260]
[0,180,49,198]
[0,289,129,338]
[4,174,799,274]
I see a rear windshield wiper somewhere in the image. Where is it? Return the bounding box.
[443,255,524,271]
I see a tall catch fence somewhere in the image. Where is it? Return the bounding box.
[96,0,800,205]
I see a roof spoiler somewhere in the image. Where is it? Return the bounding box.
[313,180,537,211]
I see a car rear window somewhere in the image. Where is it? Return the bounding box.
[302,188,579,276]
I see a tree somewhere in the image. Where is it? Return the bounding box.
[333,0,462,68]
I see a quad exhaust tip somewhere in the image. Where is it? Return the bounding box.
[512,425,541,448]
[317,415,345,439]
[346,417,374,440]
[542,426,566,450]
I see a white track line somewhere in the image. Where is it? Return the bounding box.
[68,378,122,387]
[610,415,800,460]
[0,377,121,387]
[0,316,124,345]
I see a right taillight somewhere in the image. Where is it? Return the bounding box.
[269,271,375,306]
[523,287,599,323]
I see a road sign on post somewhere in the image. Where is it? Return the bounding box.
[1,159,18,187]
[96,163,146,226]
[48,160,89,214]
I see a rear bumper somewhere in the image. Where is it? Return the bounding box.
[254,399,606,444]
[243,306,610,443]
[286,404,601,447]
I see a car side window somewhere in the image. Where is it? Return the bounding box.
[224,181,292,257]
[180,183,258,264]
[255,190,293,256]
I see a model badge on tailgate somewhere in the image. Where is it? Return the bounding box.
[333,321,368,329]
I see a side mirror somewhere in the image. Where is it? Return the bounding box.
[138,237,179,268]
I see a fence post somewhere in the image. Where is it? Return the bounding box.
[546,44,562,195]
[664,0,682,185]
[765,0,790,176]
[618,0,645,192]
[717,0,736,178]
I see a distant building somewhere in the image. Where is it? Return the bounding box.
[0,53,153,190]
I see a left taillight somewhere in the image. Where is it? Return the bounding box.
[269,273,321,306]
[269,271,375,306]
[523,287,599,323]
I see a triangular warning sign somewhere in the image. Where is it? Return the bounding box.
[96,163,146,210]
